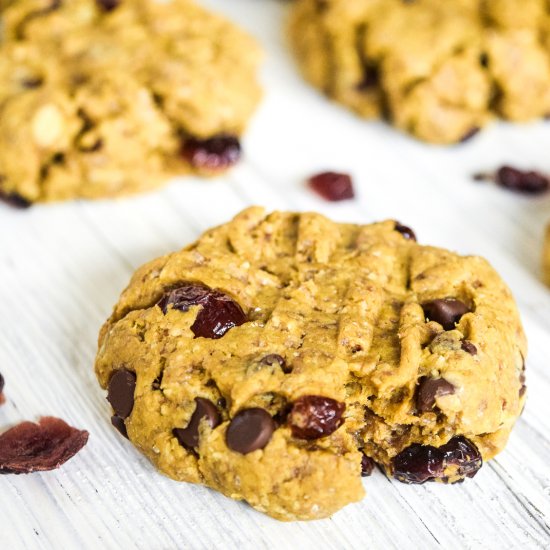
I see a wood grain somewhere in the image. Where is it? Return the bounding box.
[1,0,550,548]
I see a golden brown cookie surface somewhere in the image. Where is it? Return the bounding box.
[288,0,550,144]
[0,0,262,203]
[95,207,526,521]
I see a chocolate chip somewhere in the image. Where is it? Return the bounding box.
[288,395,345,440]
[361,454,375,477]
[0,189,32,209]
[461,340,477,355]
[158,283,247,339]
[393,436,482,484]
[308,172,355,201]
[173,398,221,450]
[0,373,4,405]
[96,0,119,11]
[111,415,128,439]
[261,354,292,373]
[422,298,469,330]
[226,408,275,454]
[459,127,480,143]
[479,53,489,67]
[107,369,136,419]
[182,134,241,171]
[0,417,89,474]
[416,377,455,413]
[394,222,417,241]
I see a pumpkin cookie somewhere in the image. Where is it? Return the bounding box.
[95,207,526,520]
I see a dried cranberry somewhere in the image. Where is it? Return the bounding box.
[459,127,480,143]
[0,417,89,474]
[158,282,246,339]
[394,222,416,241]
[475,166,549,195]
[182,135,241,171]
[496,166,549,194]
[308,172,355,201]
[0,189,31,209]
[393,436,482,484]
[288,395,345,440]
[361,454,375,477]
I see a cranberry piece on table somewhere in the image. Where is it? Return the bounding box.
[308,172,355,201]
[474,166,549,195]
[182,135,241,171]
[0,417,89,474]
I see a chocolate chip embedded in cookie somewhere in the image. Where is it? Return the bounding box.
[422,298,470,330]
[288,0,550,143]
[0,0,262,203]
[174,398,221,451]
[94,207,527,521]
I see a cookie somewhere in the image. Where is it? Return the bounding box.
[95,207,526,521]
[288,0,550,144]
[0,0,261,203]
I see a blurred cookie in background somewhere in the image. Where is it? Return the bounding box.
[0,0,262,204]
[288,0,550,144]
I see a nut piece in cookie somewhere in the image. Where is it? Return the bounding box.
[95,207,526,520]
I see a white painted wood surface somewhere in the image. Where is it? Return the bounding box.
[1,1,550,548]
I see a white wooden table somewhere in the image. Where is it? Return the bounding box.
[1,1,550,548]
